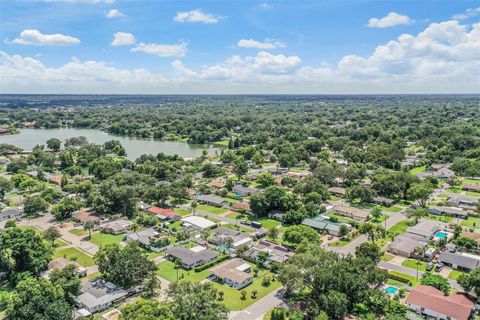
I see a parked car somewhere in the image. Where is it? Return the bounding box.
[426,263,434,271]
[435,263,444,272]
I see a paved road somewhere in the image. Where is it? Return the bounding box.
[229,287,285,320]
[379,261,462,290]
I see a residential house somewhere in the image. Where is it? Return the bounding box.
[232,184,258,197]
[231,201,251,213]
[371,196,395,207]
[102,219,133,235]
[387,220,440,257]
[328,187,347,197]
[447,195,479,209]
[181,216,216,231]
[429,206,471,219]
[209,226,253,250]
[406,220,441,242]
[210,258,253,289]
[284,171,310,180]
[463,183,480,193]
[0,207,23,221]
[75,279,127,315]
[125,227,160,248]
[206,178,226,190]
[194,194,229,207]
[439,251,480,272]
[301,215,350,237]
[406,285,474,320]
[244,240,293,265]
[166,245,218,269]
[72,209,101,226]
[43,258,87,278]
[331,205,370,222]
[147,207,181,220]
[436,167,455,179]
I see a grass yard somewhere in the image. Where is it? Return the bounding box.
[210,271,281,311]
[329,239,351,247]
[371,214,388,224]
[462,216,480,229]
[69,228,87,237]
[410,166,426,174]
[146,250,162,260]
[388,220,413,235]
[197,204,228,215]
[381,253,395,262]
[388,271,420,286]
[382,206,403,212]
[253,218,281,230]
[463,178,480,185]
[226,212,244,220]
[168,220,183,231]
[173,208,190,216]
[19,225,44,234]
[53,247,95,267]
[448,269,464,281]
[223,223,255,233]
[401,259,428,272]
[89,232,125,247]
[425,214,453,223]
[156,260,212,283]
[329,213,357,225]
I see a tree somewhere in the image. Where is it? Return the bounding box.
[51,197,80,220]
[50,264,81,304]
[338,224,349,238]
[454,236,478,250]
[458,268,480,298]
[346,185,373,203]
[43,226,61,247]
[408,182,434,207]
[0,177,13,202]
[191,200,198,216]
[407,208,428,225]
[83,220,95,239]
[283,225,321,248]
[256,172,275,188]
[421,273,450,295]
[0,227,51,277]
[233,158,248,181]
[4,220,16,228]
[319,290,349,320]
[267,227,279,240]
[23,196,49,216]
[95,242,156,289]
[371,206,382,221]
[240,290,247,300]
[46,138,61,152]
[355,242,382,264]
[359,222,385,244]
[167,282,228,320]
[142,273,161,298]
[6,277,72,320]
[121,299,171,320]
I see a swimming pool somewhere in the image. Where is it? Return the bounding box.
[384,286,399,295]
[435,231,448,239]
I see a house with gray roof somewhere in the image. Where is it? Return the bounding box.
[75,279,127,314]
[232,184,258,197]
[244,240,293,265]
[387,220,440,258]
[125,227,159,247]
[439,251,480,271]
[429,206,471,219]
[209,226,253,250]
[406,220,441,242]
[166,245,218,269]
[447,195,479,209]
[194,194,229,207]
[0,207,23,221]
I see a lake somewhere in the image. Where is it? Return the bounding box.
[0,128,221,161]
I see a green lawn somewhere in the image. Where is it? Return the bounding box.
[210,270,281,311]
[382,206,403,212]
[448,269,464,280]
[388,220,413,235]
[223,223,255,233]
[250,218,281,230]
[197,204,228,215]
[53,247,95,267]
[173,208,190,216]
[410,166,426,174]
[89,232,125,247]
[168,220,183,231]
[156,260,213,283]
[226,212,244,220]
[388,271,420,286]
[463,178,480,185]
[329,239,350,247]
[146,250,162,260]
[69,228,87,237]
[462,216,480,229]
[329,213,357,225]
[19,225,44,234]
[381,253,395,262]
[371,214,388,224]
[401,259,428,272]
[425,214,453,223]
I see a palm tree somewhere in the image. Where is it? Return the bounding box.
[84,220,94,240]
[201,229,212,243]
[191,200,198,216]
[407,208,427,225]
[414,246,425,280]
[359,222,385,244]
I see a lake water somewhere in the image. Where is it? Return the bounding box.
[0,128,221,161]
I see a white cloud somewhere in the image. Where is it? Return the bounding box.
[131,42,188,57]
[368,12,413,28]
[110,32,135,46]
[173,9,225,24]
[11,29,80,46]
[106,9,125,18]
[1,20,479,93]
[258,3,272,9]
[237,38,286,49]
[452,7,480,20]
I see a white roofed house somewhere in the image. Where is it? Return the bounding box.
[181,216,216,231]
[209,226,253,250]
[210,258,253,290]
[75,279,127,315]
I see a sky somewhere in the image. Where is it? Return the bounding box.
[0,0,479,94]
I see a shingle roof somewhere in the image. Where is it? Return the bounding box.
[166,245,218,266]
[407,285,473,320]
[439,251,480,270]
[210,258,252,284]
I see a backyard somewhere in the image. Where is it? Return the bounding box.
[401,258,428,272]
[197,204,228,215]
[462,216,480,229]
[53,247,95,267]
[388,220,414,235]
[88,232,125,247]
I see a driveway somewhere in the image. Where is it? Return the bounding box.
[229,287,286,320]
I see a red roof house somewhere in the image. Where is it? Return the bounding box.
[147,207,180,220]
[406,285,474,320]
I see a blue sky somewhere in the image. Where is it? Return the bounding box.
[0,0,479,93]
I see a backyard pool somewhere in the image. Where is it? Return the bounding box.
[435,231,448,239]
[384,286,399,295]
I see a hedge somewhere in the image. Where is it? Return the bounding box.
[194,255,229,272]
